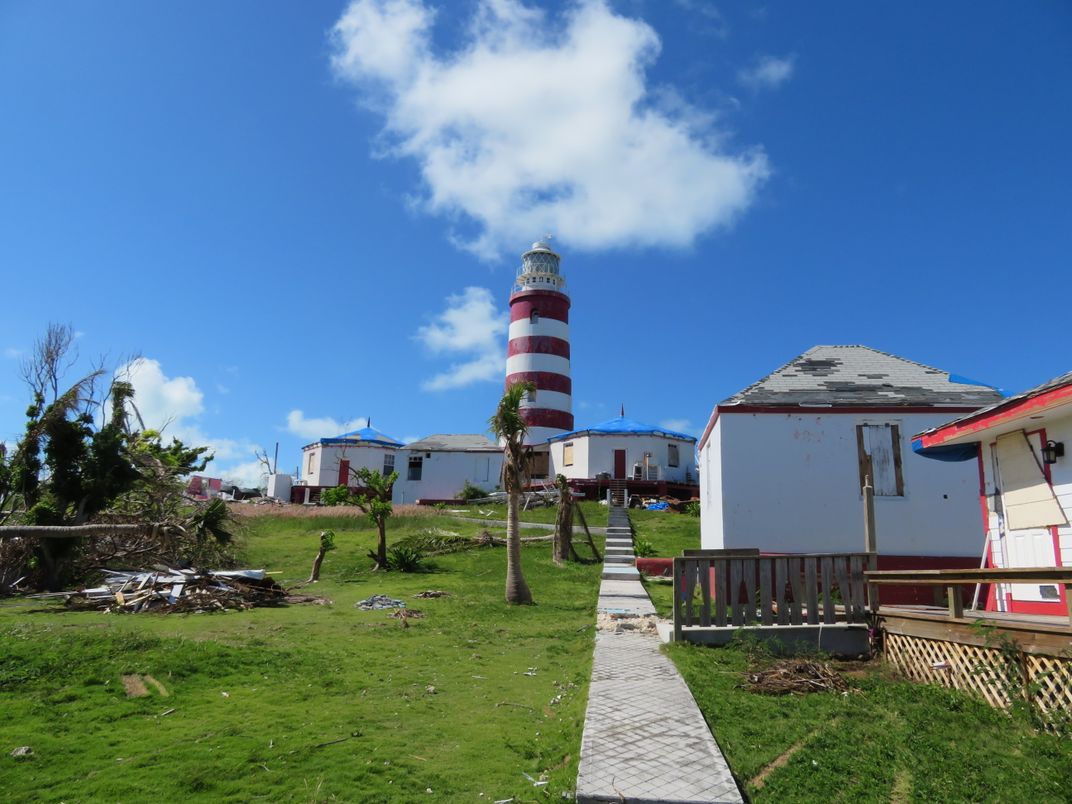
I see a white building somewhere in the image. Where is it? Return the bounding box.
[548,415,697,484]
[699,346,1003,560]
[299,426,402,490]
[915,370,1072,616]
[394,435,504,505]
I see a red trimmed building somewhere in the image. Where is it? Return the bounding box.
[698,346,1003,602]
[915,371,1072,616]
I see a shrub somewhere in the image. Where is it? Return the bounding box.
[683,501,701,517]
[634,538,657,558]
[456,480,488,502]
[387,544,424,572]
[320,485,354,506]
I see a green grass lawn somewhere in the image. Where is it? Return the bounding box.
[444,501,608,528]
[0,513,604,802]
[668,642,1072,802]
[628,509,700,557]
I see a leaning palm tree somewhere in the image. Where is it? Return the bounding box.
[489,381,536,605]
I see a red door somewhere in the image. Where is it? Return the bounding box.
[338,459,350,487]
[613,450,626,479]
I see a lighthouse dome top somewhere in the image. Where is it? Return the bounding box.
[529,239,556,254]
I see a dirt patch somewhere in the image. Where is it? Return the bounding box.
[121,675,149,697]
[143,675,169,697]
[750,720,840,791]
[891,768,913,803]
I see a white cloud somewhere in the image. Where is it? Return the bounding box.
[117,358,261,481]
[738,54,795,90]
[660,418,692,433]
[286,410,368,440]
[330,0,769,259]
[3,347,23,359]
[414,286,506,390]
[216,459,270,489]
[118,358,204,429]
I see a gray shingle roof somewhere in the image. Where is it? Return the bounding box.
[723,345,1003,408]
[403,434,499,452]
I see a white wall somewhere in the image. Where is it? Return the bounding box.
[393,449,504,504]
[702,411,984,556]
[700,422,724,548]
[1048,413,1072,568]
[301,443,397,487]
[549,434,697,483]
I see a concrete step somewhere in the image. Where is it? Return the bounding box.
[601,565,640,580]
[605,546,634,556]
[605,554,635,564]
[605,540,633,548]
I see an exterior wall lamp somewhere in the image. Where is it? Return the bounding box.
[1042,440,1065,465]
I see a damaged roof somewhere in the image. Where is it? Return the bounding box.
[722,345,1003,408]
[404,434,500,452]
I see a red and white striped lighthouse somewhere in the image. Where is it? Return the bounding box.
[505,239,573,446]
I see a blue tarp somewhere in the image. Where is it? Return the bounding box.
[547,416,694,442]
[911,437,978,462]
[320,425,402,447]
[645,501,670,511]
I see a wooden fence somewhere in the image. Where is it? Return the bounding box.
[672,551,877,641]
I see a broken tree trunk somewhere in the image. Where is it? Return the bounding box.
[308,530,335,583]
[552,476,574,565]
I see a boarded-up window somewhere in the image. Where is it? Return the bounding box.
[856,424,904,497]
[668,443,680,467]
[995,431,1068,530]
[563,442,574,466]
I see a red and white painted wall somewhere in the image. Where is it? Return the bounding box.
[505,240,574,445]
[916,375,1072,615]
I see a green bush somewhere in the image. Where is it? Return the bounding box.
[320,485,354,506]
[387,544,424,572]
[633,538,657,558]
[456,480,488,502]
[683,501,701,517]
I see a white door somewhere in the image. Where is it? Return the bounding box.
[994,431,1064,604]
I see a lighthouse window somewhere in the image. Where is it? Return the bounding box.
[668,444,680,467]
[563,442,574,466]
[530,310,540,324]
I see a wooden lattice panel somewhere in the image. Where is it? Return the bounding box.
[885,632,1072,718]
[885,632,1012,709]
[1026,653,1072,718]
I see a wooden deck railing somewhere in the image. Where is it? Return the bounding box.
[866,567,1072,624]
[672,551,877,641]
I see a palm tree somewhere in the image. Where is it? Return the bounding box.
[489,381,535,605]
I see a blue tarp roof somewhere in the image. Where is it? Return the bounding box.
[546,416,695,443]
[319,426,402,447]
[910,437,978,462]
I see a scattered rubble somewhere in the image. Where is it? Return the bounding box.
[29,568,286,613]
[596,612,660,635]
[355,594,406,610]
[746,659,850,696]
[10,746,33,759]
[413,590,449,599]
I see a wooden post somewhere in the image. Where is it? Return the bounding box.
[863,474,878,612]
[672,558,682,643]
[947,585,964,619]
[1065,583,1072,628]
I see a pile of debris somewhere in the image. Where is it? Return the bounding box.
[30,568,286,613]
[746,659,850,696]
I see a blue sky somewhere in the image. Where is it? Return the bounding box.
[1,1,1070,485]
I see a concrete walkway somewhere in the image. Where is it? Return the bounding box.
[576,507,742,804]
